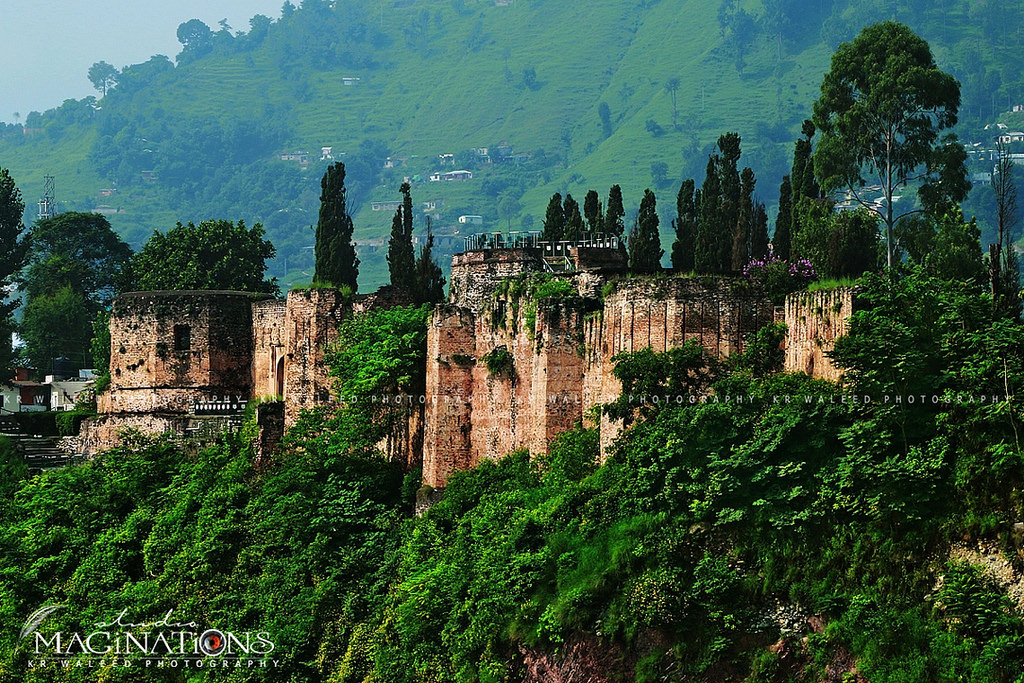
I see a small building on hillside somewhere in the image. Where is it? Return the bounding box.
[280,151,309,164]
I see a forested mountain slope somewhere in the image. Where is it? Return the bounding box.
[0,0,1019,287]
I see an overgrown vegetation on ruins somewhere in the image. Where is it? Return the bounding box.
[3,267,1024,681]
[2,16,1024,683]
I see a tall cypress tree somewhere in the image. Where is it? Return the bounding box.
[563,193,585,242]
[387,182,416,290]
[542,192,566,242]
[629,189,663,274]
[718,133,742,237]
[695,155,723,273]
[751,200,770,260]
[775,174,793,259]
[671,179,696,272]
[604,185,625,240]
[789,120,819,248]
[314,162,359,291]
[583,189,603,233]
[731,167,756,271]
[796,120,820,200]
[415,218,446,305]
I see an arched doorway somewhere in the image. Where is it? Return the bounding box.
[276,356,285,398]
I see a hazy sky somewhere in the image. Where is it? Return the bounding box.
[1,0,285,122]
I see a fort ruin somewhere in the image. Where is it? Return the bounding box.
[81,236,856,487]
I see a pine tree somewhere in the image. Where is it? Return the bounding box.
[628,189,663,274]
[563,193,585,242]
[415,218,446,305]
[583,189,603,233]
[695,155,723,273]
[670,179,696,272]
[542,192,565,242]
[314,162,359,291]
[751,201,770,260]
[388,182,416,290]
[775,175,793,259]
[604,185,625,240]
[732,166,756,271]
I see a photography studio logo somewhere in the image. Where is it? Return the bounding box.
[21,605,279,670]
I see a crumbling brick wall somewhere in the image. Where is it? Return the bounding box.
[252,299,288,400]
[101,291,263,415]
[281,288,349,426]
[782,287,855,382]
[423,273,779,487]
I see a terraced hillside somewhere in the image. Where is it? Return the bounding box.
[0,0,1018,288]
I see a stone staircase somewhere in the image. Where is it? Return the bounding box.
[543,255,575,272]
[0,417,83,470]
[20,436,81,469]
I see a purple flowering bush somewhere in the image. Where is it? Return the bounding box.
[743,252,816,303]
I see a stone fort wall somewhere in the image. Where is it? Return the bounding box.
[85,249,857,488]
[83,287,414,460]
[422,273,783,488]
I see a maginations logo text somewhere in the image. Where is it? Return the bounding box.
[22,606,279,670]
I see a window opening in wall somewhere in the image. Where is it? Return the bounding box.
[174,324,191,351]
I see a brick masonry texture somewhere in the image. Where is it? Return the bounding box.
[89,254,856,489]
[88,287,415,461]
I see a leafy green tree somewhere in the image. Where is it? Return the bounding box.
[775,175,793,258]
[388,182,416,290]
[327,305,430,451]
[671,179,696,272]
[176,19,214,61]
[314,162,359,291]
[793,205,878,279]
[583,189,603,233]
[20,285,92,374]
[497,191,521,230]
[562,193,584,242]
[414,221,446,305]
[604,185,625,240]
[541,192,565,242]
[131,220,278,293]
[91,310,111,377]
[925,209,986,284]
[628,189,662,274]
[0,169,28,380]
[23,212,131,307]
[665,77,681,129]
[87,61,119,97]
[812,21,967,268]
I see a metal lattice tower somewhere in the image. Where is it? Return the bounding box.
[37,175,56,220]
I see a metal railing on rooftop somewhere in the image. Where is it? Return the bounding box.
[461,231,619,253]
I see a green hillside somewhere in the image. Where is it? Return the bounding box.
[0,0,1020,289]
